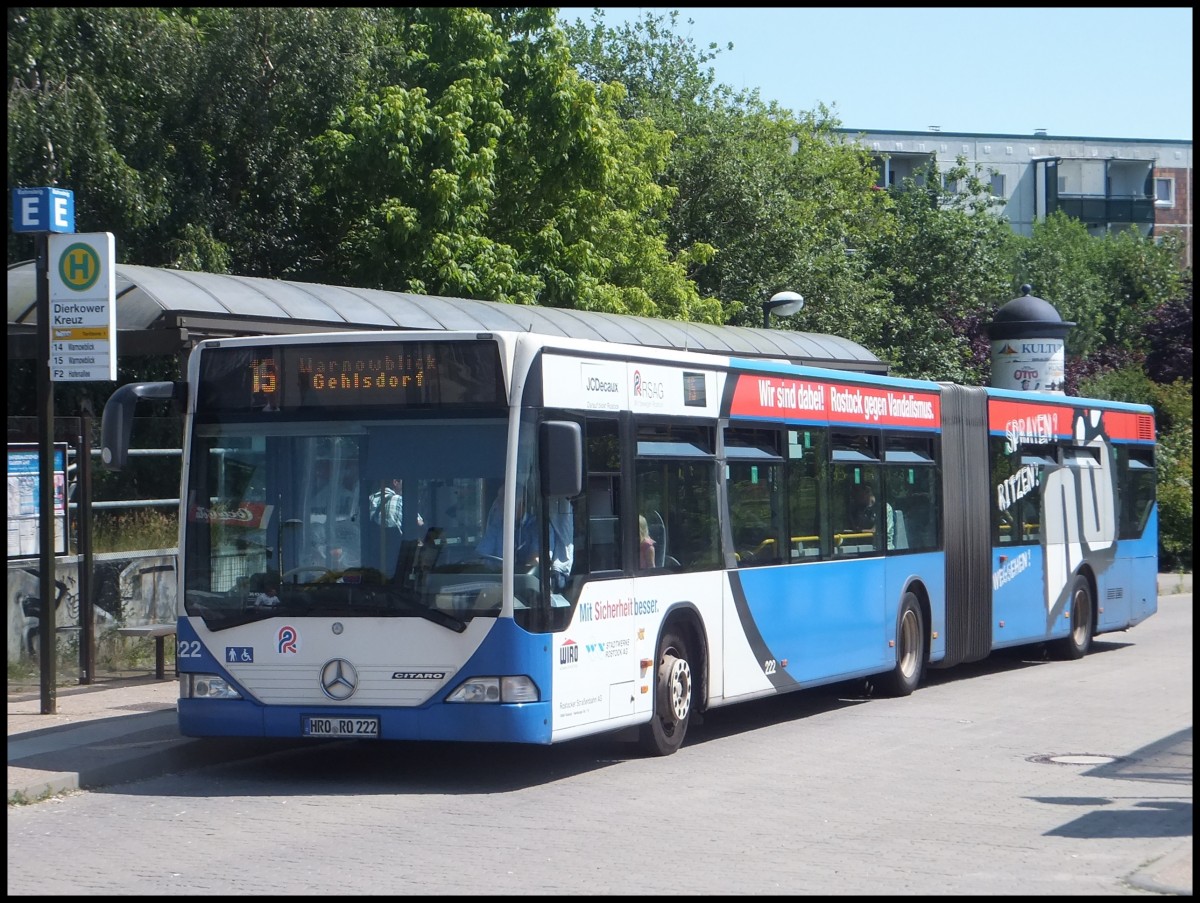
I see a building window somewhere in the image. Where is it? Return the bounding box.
[990,172,1006,198]
[1155,177,1175,207]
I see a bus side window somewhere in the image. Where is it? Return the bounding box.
[786,428,828,560]
[834,470,881,555]
[724,426,787,568]
[583,419,622,575]
[586,476,620,572]
[635,423,719,573]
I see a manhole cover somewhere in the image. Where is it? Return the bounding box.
[1028,754,1123,765]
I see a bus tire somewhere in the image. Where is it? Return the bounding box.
[1052,575,1093,660]
[876,592,926,697]
[639,628,693,756]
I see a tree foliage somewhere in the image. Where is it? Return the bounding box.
[860,159,1015,381]
[308,8,718,319]
[1143,273,1192,384]
[561,9,890,328]
[7,7,192,263]
[1012,213,1185,363]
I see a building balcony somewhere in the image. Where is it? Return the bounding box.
[1053,194,1156,225]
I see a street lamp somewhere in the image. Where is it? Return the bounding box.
[761,290,804,329]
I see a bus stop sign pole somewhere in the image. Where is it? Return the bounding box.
[13,187,76,714]
[36,231,57,712]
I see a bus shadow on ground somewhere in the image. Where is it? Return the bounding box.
[1030,726,1193,840]
[110,687,870,799]
[687,634,1135,747]
[929,634,1132,680]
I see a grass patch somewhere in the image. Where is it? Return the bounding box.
[90,508,178,553]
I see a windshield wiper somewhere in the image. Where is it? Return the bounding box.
[376,586,467,633]
[193,586,468,633]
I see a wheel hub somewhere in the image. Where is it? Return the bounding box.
[660,654,692,722]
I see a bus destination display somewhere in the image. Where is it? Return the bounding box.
[196,340,505,412]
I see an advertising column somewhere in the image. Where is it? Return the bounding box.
[987,285,1074,395]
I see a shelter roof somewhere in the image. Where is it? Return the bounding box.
[7,261,886,372]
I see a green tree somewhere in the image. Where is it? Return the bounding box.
[7,7,193,263]
[561,8,888,328]
[160,7,378,276]
[860,158,1015,381]
[309,8,717,318]
[1012,212,1185,363]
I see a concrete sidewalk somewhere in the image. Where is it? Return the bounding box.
[8,578,1193,895]
[8,676,182,803]
[7,676,290,806]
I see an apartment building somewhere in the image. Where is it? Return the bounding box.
[837,128,1192,268]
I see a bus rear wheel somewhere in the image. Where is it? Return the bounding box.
[876,592,926,697]
[1052,575,1093,660]
[639,628,692,756]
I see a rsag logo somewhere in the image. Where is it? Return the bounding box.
[633,369,665,401]
[277,626,299,654]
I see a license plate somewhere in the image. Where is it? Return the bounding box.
[303,716,379,738]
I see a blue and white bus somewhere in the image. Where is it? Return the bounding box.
[102,329,1158,755]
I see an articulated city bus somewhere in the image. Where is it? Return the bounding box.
[102,329,1158,755]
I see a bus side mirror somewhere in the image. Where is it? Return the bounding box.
[540,421,582,498]
[100,381,182,470]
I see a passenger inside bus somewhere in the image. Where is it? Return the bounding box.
[305,457,361,569]
[477,486,574,591]
[253,575,280,608]
[638,514,656,569]
[477,486,532,560]
[846,483,878,532]
[369,475,423,534]
[545,495,575,591]
[844,483,896,550]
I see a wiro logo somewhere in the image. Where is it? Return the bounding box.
[559,639,579,665]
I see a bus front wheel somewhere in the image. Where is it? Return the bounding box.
[639,628,692,756]
[876,592,926,697]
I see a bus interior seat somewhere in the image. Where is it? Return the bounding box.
[392,539,421,585]
[649,511,667,568]
[890,508,908,551]
[588,515,620,571]
[901,495,932,549]
[587,479,613,516]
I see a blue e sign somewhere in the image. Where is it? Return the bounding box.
[11,187,75,233]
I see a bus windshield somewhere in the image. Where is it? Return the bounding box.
[182,417,511,630]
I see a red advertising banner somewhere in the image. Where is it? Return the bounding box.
[989,398,1154,443]
[729,374,940,428]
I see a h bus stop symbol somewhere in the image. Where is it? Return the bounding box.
[57,242,102,291]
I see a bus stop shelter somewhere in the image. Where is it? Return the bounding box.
[8,261,886,372]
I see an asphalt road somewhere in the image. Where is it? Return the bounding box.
[7,593,1192,895]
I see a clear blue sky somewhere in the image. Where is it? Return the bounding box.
[557,7,1193,141]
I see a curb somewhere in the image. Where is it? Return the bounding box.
[8,721,306,805]
[6,766,80,805]
[1126,841,1194,896]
